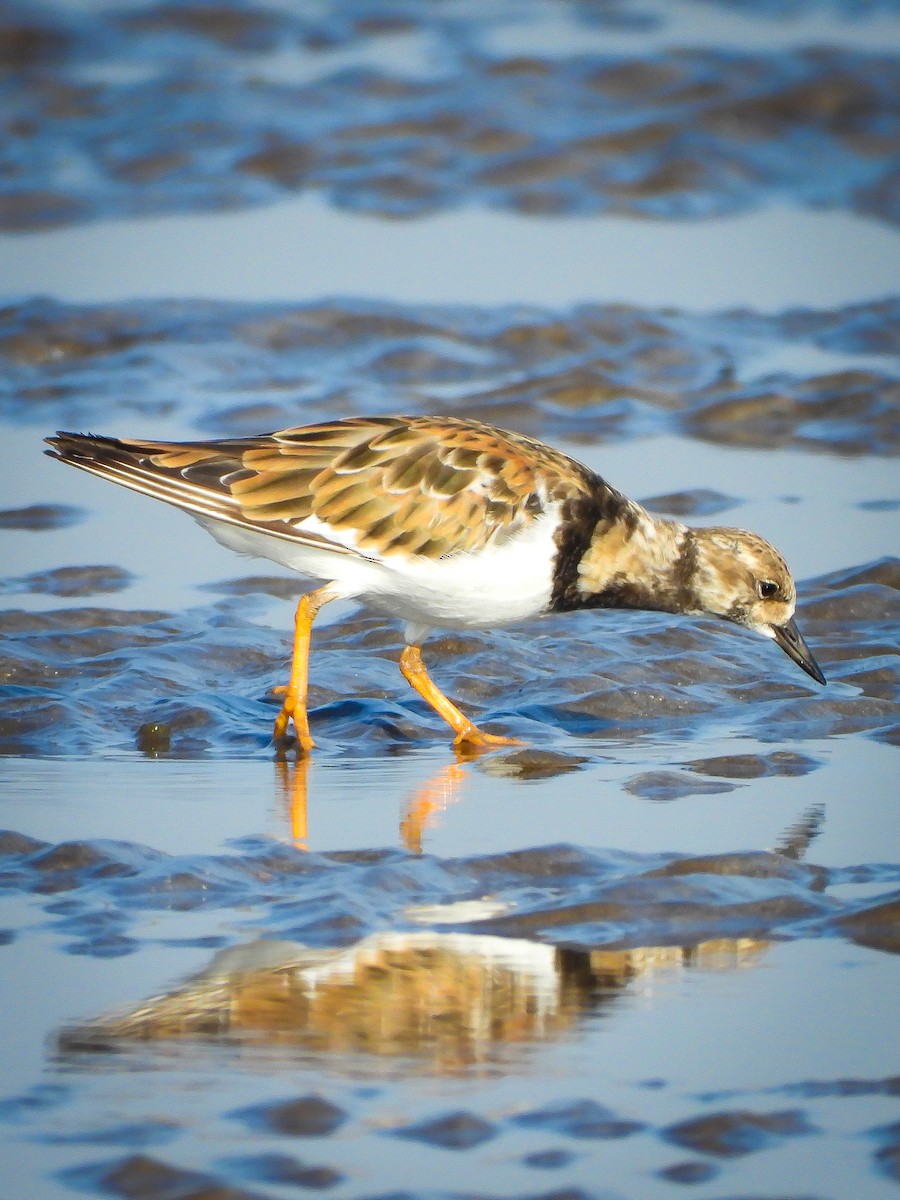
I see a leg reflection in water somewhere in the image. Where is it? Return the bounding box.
[275,756,310,851]
[399,761,468,854]
[276,757,826,860]
[275,755,470,853]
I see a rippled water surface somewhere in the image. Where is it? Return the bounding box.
[1,2,899,1199]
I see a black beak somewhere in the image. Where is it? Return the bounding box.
[772,617,826,685]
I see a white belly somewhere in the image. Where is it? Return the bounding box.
[195,507,560,634]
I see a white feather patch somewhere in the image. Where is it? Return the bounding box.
[195,504,562,631]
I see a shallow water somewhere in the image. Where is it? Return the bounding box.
[1,2,899,1199]
[3,0,900,228]
[3,312,897,1200]
[4,199,900,310]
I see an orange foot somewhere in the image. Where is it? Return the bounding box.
[271,685,316,755]
[452,725,524,756]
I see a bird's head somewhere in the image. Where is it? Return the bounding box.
[690,527,825,685]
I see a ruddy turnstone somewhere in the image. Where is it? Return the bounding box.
[46,416,825,752]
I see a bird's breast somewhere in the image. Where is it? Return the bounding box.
[373,506,562,630]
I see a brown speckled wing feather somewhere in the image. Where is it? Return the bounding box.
[47,416,595,560]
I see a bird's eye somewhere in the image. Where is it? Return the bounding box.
[757,579,779,599]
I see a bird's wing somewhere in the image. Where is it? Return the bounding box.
[47,415,594,560]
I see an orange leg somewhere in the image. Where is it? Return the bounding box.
[399,644,521,752]
[273,586,336,753]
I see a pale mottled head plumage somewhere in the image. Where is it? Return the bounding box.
[680,525,824,684]
[575,511,825,685]
[690,526,796,631]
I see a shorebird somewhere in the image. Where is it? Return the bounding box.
[47,415,825,752]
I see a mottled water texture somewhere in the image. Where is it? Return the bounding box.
[0,556,897,758]
[2,294,898,453]
[2,2,900,1199]
[1,818,898,1196]
[2,0,900,229]
[1,290,898,1200]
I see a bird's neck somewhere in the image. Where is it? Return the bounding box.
[552,490,696,614]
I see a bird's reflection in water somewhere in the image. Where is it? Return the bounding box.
[57,772,824,1071]
[57,929,770,1072]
